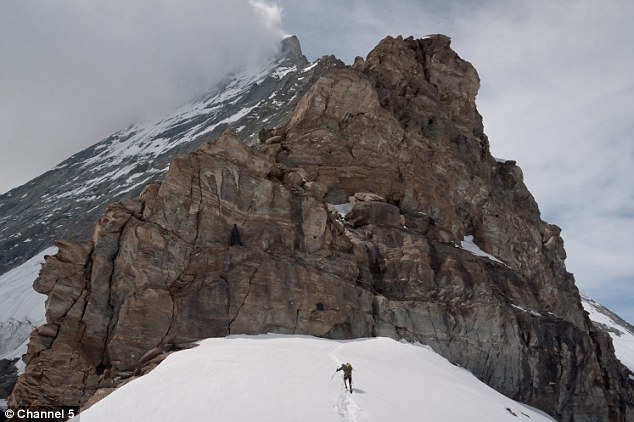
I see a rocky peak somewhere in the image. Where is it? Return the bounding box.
[9,35,634,421]
[357,34,482,136]
[280,35,308,67]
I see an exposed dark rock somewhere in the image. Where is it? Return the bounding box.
[0,359,18,398]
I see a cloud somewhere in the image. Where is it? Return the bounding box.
[0,0,285,194]
[276,0,442,63]
[250,0,285,32]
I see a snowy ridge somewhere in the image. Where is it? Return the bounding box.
[78,57,294,171]
[80,335,555,422]
[581,294,634,372]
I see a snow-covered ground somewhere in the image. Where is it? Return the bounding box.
[0,247,56,371]
[81,335,554,422]
[582,294,634,372]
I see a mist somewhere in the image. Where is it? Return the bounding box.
[0,0,285,194]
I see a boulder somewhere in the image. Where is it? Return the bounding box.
[345,201,401,228]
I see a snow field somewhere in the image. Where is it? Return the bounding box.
[80,335,554,422]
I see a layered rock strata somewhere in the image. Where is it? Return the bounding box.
[10,35,633,421]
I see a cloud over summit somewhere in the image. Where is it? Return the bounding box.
[0,0,285,194]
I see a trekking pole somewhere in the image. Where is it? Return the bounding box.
[328,370,338,383]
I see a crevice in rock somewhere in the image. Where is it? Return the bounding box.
[292,281,307,335]
[171,156,205,289]
[192,155,204,248]
[228,265,258,334]
[158,297,178,350]
[96,214,133,374]
[290,195,305,252]
[293,309,300,334]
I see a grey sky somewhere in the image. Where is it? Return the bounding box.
[0,0,283,193]
[1,1,633,323]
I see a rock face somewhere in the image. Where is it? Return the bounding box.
[10,35,634,420]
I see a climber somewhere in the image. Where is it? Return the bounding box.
[336,362,353,393]
[230,223,242,246]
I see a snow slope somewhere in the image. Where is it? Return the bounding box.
[81,335,554,422]
[582,294,634,372]
[0,246,56,370]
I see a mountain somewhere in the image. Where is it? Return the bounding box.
[0,36,339,276]
[78,335,556,422]
[3,34,634,421]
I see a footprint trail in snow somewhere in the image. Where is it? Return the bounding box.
[329,345,365,421]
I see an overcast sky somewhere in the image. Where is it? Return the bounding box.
[1,1,633,323]
[0,0,284,193]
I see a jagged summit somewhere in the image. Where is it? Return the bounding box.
[425,33,452,42]
[4,35,634,421]
[280,35,308,67]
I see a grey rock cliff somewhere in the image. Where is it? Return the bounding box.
[9,35,634,421]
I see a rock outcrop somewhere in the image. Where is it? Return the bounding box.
[10,35,634,421]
